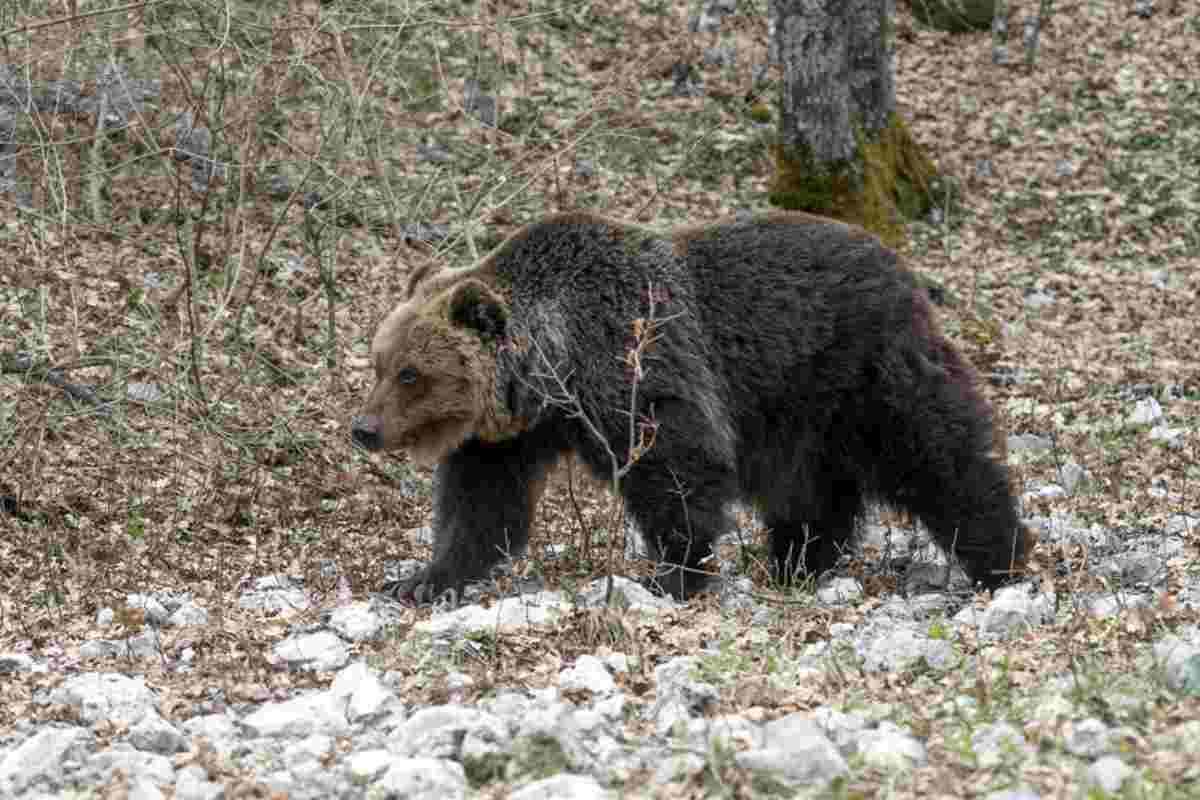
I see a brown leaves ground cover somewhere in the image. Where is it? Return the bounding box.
[1,0,1200,796]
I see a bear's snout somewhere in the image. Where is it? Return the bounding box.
[351,414,383,451]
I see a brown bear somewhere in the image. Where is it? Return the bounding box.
[352,211,1033,602]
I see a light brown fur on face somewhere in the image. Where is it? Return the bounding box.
[359,281,520,466]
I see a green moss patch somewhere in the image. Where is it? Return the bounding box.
[769,115,937,248]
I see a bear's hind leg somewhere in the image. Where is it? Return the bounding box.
[767,472,862,586]
[875,360,1029,590]
[385,427,563,604]
[893,450,1028,590]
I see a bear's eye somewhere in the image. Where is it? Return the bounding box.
[397,366,419,385]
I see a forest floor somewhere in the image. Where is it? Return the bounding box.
[1,0,1199,797]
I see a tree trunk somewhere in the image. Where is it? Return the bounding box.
[769,0,935,247]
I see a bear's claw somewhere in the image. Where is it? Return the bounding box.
[382,571,461,607]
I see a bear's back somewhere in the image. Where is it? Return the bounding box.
[675,213,908,294]
[489,213,675,294]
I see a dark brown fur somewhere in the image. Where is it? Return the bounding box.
[353,212,1033,601]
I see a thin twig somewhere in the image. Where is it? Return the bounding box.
[0,0,168,39]
[172,153,212,407]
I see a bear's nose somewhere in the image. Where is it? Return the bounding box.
[351,415,382,451]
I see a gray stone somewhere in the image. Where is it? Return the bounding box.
[416,140,452,164]
[328,602,385,641]
[330,661,396,722]
[763,713,824,747]
[691,0,737,33]
[735,736,847,788]
[514,703,627,779]
[125,381,162,403]
[691,714,764,751]
[81,629,162,661]
[956,584,1055,639]
[861,627,956,672]
[129,712,189,755]
[346,749,392,782]
[182,713,239,753]
[167,602,208,627]
[1166,514,1199,535]
[48,673,158,725]
[378,757,467,799]
[1129,397,1163,425]
[390,706,509,760]
[1149,425,1185,448]
[238,574,311,614]
[174,764,222,800]
[265,172,293,199]
[1113,553,1167,585]
[271,630,350,672]
[810,707,869,755]
[1058,461,1090,493]
[463,80,497,127]
[1155,636,1200,694]
[602,652,632,674]
[510,773,613,800]
[1088,755,1133,793]
[857,722,927,771]
[416,592,569,640]
[88,745,175,786]
[0,653,44,673]
[559,655,616,696]
[817,576,863,604]
[1064,717,1112,758]
[285,733,334,762]
[1023,290,1056,310]
[0,727,95,793]
[652,750,706,784]
[647,656,719,736]
[578,576,675,611]
[241,693,349,738]
[129,776,166,800]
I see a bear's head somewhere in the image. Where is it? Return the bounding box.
[352,277,516,466]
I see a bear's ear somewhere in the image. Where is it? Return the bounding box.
[447,279,509,340]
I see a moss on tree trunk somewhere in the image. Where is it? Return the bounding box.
[768,0,937,248]
[769,114,936,249]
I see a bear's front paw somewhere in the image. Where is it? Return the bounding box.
[382,569,462,607]
[640,565,718,602]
